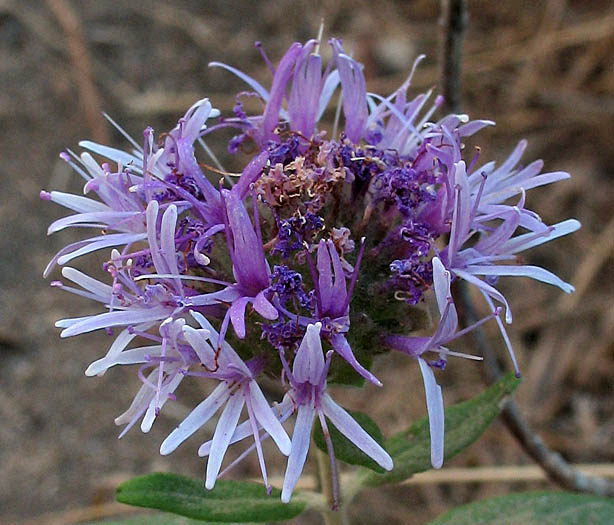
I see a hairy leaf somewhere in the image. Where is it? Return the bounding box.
[116,473,306,522]
[361,373,520,486]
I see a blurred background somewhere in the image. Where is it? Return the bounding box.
[0,0,612,523]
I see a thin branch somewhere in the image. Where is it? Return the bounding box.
[45,0,109,144]
[457,282,614,497]
[440,0,614,498]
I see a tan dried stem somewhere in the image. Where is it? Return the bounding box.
[45,0,109,144]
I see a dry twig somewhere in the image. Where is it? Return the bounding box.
[45,0,109,143]
[441,0,614,498]
[458,281,614,497]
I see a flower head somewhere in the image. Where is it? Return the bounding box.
[44,35,579,499]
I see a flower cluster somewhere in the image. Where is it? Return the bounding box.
[43,38,579,503]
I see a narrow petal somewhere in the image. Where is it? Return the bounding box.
[261,42,303,142]
[282,403,316,503]
[321,394,393,471]
[188,286,241,307]
[466,264,575,293]
[61,267,113,299]
[182,326,216,367]
[55,232,147,266]
[432,257,451,314]
[142,369,185,433]
[331,39,368,143]
[457,119,495,137]
[60,307,169,338]
[503,219,581,254]
[328,241,347,316]
[418,358,444,469]
[330,333,382,387]
[160,204,180,278]
[146,200,169,276]
[383,334,430,357]
[485,140,527,189]
[229,296,250,339]
[247,381,291,455]
[482,172,570,204]
[48,210,141,234]
[79,141,143,169]
[86,326,141,376]
[289,45,321,136]
[233,151,269,199]
[225,190,269,290]
[183,99,213,141]
[45,190,109,214]
[293,323,325,383]
[160,382,229,455]
[85,345,161,376]
[316,240,333,313]
[205,391,245,489]
[252,290,279,321]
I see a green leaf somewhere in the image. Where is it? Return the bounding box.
[429,490,614,524]
[361,373,520,486]
[313,410,387,473]
[116,473,306,523]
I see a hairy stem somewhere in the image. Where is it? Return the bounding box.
[317,448,347,525]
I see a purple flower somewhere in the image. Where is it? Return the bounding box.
[280,323,392,504]
[441,160,580,372]
[43,99,221,277]
[384,257,493,468]
[53,201,186,339]
[210,39,369,147]
[44,34,581,500]
[187,188,278,340]
[160,311,291,492]
[158,99,223,219]
[111,317,194,436]
[330,39,368,144]
[41,153,148,276]
[312,239,381,386]
[210,42,305,146]
[468,139,572,210]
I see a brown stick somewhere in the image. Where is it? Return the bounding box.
[439,0,614,498]
[45,0,109,144]
[457,282,614,497]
